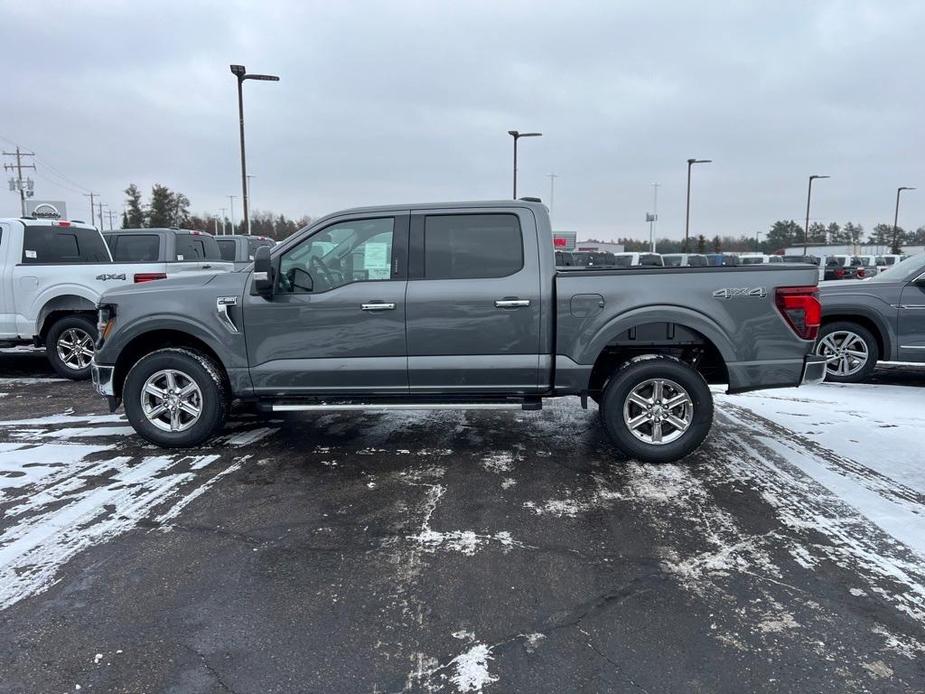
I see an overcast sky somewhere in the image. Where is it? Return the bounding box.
[1,0,923,241]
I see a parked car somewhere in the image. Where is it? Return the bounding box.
[570,251,616,268]
[215,234,276,270]
[738,254,784,265]
[662,253,709,267]
[877,254,905,271]
[852,255,882,278]
[815,252,925,381]
[0,218,195,379]
[611,252,664,267]
[822,256,860,281]
[92,200,824,463]
[104,228,233,281]
[554,250,575,267]
[705,253,740,266]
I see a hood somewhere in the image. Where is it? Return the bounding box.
[100,270,248,303]
[819,279,902,296]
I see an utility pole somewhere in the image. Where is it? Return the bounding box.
[219,207,227,235]
[105,209,117,230]
[83,192,99,227]
[97,201,105,230]
[546,173,558,216]
[3,147,36,216]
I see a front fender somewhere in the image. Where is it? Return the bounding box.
[822,304,896,359]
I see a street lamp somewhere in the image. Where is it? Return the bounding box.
[230,64,279,236]
[508,130,542,199]
[684,158,711,252]
[803,174,830,254]
[893,186,916,254]
[228,195,237,234]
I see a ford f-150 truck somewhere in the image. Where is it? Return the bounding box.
[104,228,234,278]
[91,201,825,463]
[0,217,179,379]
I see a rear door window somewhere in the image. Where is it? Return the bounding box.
[111,234,160,262]
[216,238,237,261]
[22,225,110,263]
[175,234,221,262]
[423,214,522,279]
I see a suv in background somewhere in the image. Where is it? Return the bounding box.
[612,252,664,267]
[215,235,276,270]
[816,253,925,381]
[104,228,233,281]
[570,251,616,268]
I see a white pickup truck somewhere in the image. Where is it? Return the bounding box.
[0,217,190,379]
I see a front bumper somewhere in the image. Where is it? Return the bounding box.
[801,354,827,385]
[91,360,115,396]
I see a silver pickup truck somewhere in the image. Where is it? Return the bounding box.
[91,200,825,463]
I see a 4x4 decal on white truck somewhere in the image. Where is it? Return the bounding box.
[712,287,768,300]
[95,273,127,281]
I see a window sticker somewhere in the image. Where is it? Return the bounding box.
[25,249,37,259]
[364,242,390,279]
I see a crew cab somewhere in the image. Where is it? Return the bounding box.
[92,201,825,463]
[104,228,233,279]
[0,218,178,378]
[215,234,276,270]
[815,252,925,382]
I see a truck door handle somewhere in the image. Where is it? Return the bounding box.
[361,302,396,311]
[495,299,531,308]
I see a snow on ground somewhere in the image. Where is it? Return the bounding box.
[716,381,925,559]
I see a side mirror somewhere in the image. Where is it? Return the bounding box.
[253,245,273,298]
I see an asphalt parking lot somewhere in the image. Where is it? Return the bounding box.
[0,349,923,693]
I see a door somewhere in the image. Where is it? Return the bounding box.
[0,222,14,337]
[898,276,925,360]
[405,209,543,393]
[242,214,410,394]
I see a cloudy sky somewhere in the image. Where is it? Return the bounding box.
[1,0,923,241]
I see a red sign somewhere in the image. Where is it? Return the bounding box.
[553,236,567,248]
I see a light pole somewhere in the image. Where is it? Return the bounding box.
[649,182,660,253]
[219,208,227,235]
[684,158,711,252]
[246,174,255,235]
[228,195,237,234]
[507,130,542,199]
[230,65,279,240]
[892,186,916,254]
[803,174,830,254]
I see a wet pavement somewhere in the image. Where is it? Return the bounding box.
[0,350,923,693]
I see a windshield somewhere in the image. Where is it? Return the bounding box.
[662,255,682,267]
[871,253,925,282]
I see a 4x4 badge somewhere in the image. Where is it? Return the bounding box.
[713,287,767,300]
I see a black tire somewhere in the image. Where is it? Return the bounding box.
[599,355,713,464]
[45,314,97,380]
[123,348,228,448]
[815,321,878,383]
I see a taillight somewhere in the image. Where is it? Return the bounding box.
[134,272,167,283]
[856,268,865,279]
[775,286,821,340]
[834,267,845,279]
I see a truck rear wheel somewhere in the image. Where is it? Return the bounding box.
[599,355,713,463]
[123,348,228,448]
[45,315,97,380]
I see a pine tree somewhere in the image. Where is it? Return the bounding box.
[124,184,145,228]
[147,184,175,228]
[696,235,706,253]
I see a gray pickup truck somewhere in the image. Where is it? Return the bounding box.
[91,200,825,463]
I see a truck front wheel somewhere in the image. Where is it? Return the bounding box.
[123,348,228,448]
[599,355,713,464]
[45,315,97,380]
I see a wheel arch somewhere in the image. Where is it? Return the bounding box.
[112,329,230,399]
[820,310,890,359]
[37,295,97,339]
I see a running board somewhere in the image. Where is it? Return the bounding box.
[271,402,527,412]
[262,396,542,413]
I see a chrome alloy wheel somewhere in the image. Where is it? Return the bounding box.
[56,328,94,371]
[622,378,694,445]
[140,369,203,433]
[816,330,869,378]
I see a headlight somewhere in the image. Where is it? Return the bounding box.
[97,304,117,343]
